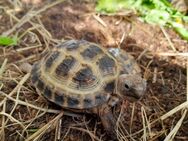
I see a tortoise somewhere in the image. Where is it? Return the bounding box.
[22,39,146,139]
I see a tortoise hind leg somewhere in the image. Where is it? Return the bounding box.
[93,104,117,140]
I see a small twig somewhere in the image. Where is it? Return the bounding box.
[55,118,62,141]
[15,45,42,52]
[13,55,37,64]
[25,112,64,141]
[116,102,136,141]
[130,103,135,134]
[125,100,188,138]
[3,0,65,36]
[2,82,23,132]
[152,67,157,83]
[160,26,176,52]
[164,109,187,141]
[159,73,165,85]
[144,59,153,80]
[0,58,8,77]
[92,14,107,27]
[0,110,48,130]
[0,73,30,107]
[157,52,188,57]
[141,106,151,141]
[120,31,126,46]
[70,126,101,141]
[0,112,26,129]
[0,102,6,141]
[137,48,148,61]
[161,101,188,120]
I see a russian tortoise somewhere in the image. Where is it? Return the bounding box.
[24,40,146,138]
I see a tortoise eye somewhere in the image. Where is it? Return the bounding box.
[124,84,130,90]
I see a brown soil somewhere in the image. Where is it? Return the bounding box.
[0,1,187,141]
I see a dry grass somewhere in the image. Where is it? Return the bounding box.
[0,0,187,141]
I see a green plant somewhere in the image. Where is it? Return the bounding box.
[96,0,188,40]
[0,36,17,46]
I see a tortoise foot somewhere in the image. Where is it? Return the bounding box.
[94,104,117,140]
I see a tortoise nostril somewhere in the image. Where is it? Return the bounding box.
[124,84,130,90]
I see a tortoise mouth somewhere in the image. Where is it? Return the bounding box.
[123,89,143,102]
[125,95,141,102]
[121,87,143,100]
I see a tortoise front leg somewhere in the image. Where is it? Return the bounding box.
[93,104,117,140]
[19,62,33,73]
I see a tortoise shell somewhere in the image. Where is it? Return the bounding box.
[31,40,142,109]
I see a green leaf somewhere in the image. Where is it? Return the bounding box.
[0,36,18,46]
[96,0,135,13]
[96,0,119,13]
[144,9,170,25]
[170,22,188,40]
[96,0,188,41]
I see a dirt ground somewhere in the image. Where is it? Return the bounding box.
[0,1,187,141]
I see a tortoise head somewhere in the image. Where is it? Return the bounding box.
[117,74,147,101]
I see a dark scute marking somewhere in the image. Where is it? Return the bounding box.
[98,55,115,72]
[125,61,133,70]
[81,45,102,59]
[37,79,45,91]
[120,54,129,61]
[45,51,60,69]
[95,95,107,105]
[44,86,52,99]
[31,63,40,84]
[31,72,39,84]
[57,40,79,50]
[122,61,134,74]
[104,81,115,92]
[67,97,79,108]
[55,56,76,76]
[78,40,90,45]
[120,70,128,74]
[31,62,39,74]
[83,98,92,107]
[54,92,64,105]
[73,67,95,86]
